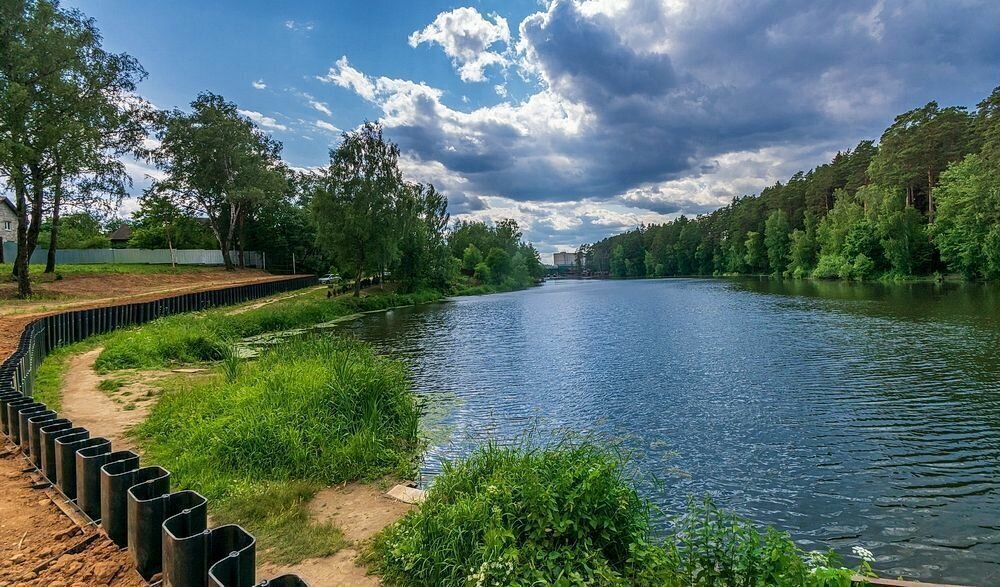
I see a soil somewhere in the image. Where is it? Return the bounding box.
[59,348,159,453]
[0,268,288,360]
[259,484,416,586]
[0,448,143,587]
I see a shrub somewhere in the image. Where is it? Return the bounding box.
[368,441,672,586]
[812,255,848,279]
[369,442,864,587]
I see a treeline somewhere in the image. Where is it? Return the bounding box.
[585,86,1000,281]
[0,1,542,297]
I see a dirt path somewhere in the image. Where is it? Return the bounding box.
[260,484,415,586]
[227,285,324,315]
[59,348,153,453]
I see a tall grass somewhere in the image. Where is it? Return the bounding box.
[95,288,443,371]
[368,441,861,587]
[133,334,420,562]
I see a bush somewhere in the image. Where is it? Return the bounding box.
[368,441,672,586]
[367,442,862,587]
[812,255,848,279]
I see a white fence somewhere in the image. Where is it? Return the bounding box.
[1,241,262,267]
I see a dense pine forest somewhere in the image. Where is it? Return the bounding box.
[583,87,1000,281]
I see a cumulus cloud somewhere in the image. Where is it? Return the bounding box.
[314,120,340,134]
[320,0,1000,251]
[408,8,511,82]
[238,109,288,132]
[252,79,267,90]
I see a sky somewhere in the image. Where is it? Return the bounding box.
[69,0,1000,262]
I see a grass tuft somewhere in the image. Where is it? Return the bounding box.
[132,334,421,563]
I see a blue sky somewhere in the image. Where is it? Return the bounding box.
[70,0,1000,261]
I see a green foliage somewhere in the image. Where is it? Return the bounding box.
[484,248,510,284]
[448,219,542,289]
[369,441,671,586]
[743,231,766,273]
[95,287,444,371]
[369,442,863,587]
[580,86,1000,282]
[38,212,110,249]
[462,244,483,271]
[933,154,1000,279]
[764,210,791,274]
[152,92,286,270]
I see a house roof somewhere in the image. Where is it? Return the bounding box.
[109,224,132,241]
[1,197,15,215]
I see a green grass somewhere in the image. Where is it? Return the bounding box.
[367,440,861,587]
[31,341,99,411]
[132,334,421,563]
[94,287,444,372]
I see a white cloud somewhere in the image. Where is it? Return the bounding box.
[318,57,377,101]
[237,109,288,132]
[252,79,267,90]
[409,8,511,82]
[314,120,341,134]
[305,94,332,116]
[284,20,314,32]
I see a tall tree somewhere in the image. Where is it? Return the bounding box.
[311,121,404,296]
[152,93,285,270]
[869,102,972,221]
[0,0,146,296]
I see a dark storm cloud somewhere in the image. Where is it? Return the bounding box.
[328,0,999,239]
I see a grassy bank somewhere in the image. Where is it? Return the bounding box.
[368,441,866,587]
[95,287,443,371]
[134,335,420,563]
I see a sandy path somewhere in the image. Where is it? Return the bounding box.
[260,484,415,586]
[59,348,150,453]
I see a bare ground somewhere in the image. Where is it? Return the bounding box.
[259,484,415,586]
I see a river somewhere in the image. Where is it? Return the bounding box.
[335,278,1000,585]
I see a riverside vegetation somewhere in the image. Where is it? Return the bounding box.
[584,85,1000,283]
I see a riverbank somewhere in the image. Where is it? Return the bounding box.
[12,280,970,585]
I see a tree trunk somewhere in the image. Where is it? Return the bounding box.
[927,168,935,223]
[13,176,30,297]
[354,267,363,297]
[165,222,176,268]
[16,168,46,298]
[45,171,62,273]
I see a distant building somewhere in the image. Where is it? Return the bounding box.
[552,251,578,267]
[108,224,132,248]
[1,197,17,262]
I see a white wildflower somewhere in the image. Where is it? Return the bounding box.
[852,545,876,563]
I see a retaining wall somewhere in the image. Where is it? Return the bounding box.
[0,275,318,586]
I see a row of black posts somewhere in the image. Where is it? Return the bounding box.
[0,275,318,586]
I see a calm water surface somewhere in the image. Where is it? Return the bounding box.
[337,278,1000,585]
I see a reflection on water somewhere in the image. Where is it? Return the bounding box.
[336,278,1000,585]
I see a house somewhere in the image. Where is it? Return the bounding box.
[108,224,132,248]
[1,197,17,263]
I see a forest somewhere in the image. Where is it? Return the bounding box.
[584,86,1000,282]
